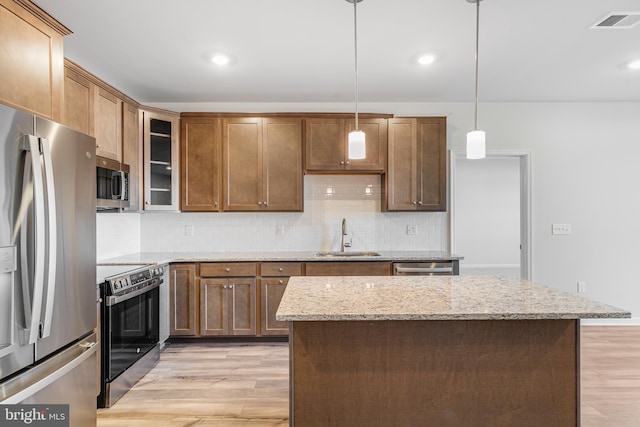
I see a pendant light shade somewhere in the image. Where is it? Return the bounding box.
[347,0,365,160]
[466,130,485,159]
[466,0,486,159]
[348,130,366,159]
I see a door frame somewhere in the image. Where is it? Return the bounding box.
[449,150,532,280]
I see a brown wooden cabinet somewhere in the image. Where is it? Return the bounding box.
[122,102,141,210]
[200,263,257,336]
[181,117,222,211]
[94,87,122,161]
[63,65,93,135]
[305,118,387,172]
[0,0,67,121]
[260,262,302,336]
[169,264,197,336]
[223,117,303,211]
[305,262,392,276]
[384,117,447,211]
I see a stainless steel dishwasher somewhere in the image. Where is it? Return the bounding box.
[393,262,458,276]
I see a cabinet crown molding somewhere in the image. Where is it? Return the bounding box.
[13,0,72,35]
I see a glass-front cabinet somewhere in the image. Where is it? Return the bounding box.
[142,109,179,210]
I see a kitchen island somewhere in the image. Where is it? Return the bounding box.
[276,275,630,427]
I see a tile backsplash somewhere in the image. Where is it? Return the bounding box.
[98,175,448,259]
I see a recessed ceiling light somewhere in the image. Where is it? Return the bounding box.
[628,59,640,69]
[417,55,436,66]
[211,54,230,66]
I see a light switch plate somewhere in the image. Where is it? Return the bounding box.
[552,224,572,235]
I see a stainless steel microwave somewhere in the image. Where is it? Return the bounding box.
[96,156,129,211]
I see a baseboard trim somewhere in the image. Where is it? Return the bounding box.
[581,318,640,326]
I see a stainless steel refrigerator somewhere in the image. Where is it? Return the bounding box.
[0,103,98,425]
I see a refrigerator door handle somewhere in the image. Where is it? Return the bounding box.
[40,137,57,339]
[19,135,46,345]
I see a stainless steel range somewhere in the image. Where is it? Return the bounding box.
[97,264,165,408]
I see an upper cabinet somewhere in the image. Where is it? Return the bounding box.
[63,66,93,135]
[223,117,303,211]
[305,117,387,173]
[180,116,222,212]
[384,117,447,212]
[122,102,141,211]
[142,109,180,211]
[0,0,68,121]
[94,87,122,161]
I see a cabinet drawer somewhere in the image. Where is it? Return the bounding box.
[261,262,303,277]
[305,262,392,276]
[200,262,257,277]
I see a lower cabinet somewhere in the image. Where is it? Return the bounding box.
[260,262,302,336]
[170,261,396,339]
[169,264,197,336]
[200,277,257,336]
[305,262,392,276]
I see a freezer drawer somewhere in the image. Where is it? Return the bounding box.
[0,333,97,426]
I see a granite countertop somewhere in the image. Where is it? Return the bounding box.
[275,275,630,321]
[97,250,463,265]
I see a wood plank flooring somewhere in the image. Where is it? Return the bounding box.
[97,326,640,427]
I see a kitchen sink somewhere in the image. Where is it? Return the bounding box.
[313,251,381,257]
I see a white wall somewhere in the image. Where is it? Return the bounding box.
[97,100,640,320]
[455,156,521,277]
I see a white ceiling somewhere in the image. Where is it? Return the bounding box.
[34,0,640,104]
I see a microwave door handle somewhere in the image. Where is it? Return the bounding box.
[19,135,46,345]
[119,170,126,201]
[111,171,121,199]
[40,137,57,339]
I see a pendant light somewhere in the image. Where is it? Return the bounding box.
[466,0,486,159]
[347,0,366,160]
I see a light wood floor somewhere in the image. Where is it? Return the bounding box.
[97,326,640,427]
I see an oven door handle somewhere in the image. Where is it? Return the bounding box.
[105,280,161,306]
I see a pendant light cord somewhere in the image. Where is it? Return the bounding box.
[473,0,480,130]
[353,0,359,131]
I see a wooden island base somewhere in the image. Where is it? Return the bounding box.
[289,319,578,427]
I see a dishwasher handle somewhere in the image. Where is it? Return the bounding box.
[395,267,453,274]
[393,263,455,275]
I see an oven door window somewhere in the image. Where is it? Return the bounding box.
[105,287,159,381]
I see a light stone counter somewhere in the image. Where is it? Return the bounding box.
[276,275,630,321]
[97,250,463,265]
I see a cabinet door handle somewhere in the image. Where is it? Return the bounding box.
[345,161,351,165]
[340,161,345,165]
[278,280,284,285]
[258,201,262,206]
[223,285,227,289]
[263,201,268,207]
[214,202,218,207]
[417,201,423,206]
[412,201,417,205]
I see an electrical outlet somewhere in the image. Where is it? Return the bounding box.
[184,225,194,237]
[577,281,586,293]
[406,225,418,236]
[275,225,285,236]
[552,224,572,235]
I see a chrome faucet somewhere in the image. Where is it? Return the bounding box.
[341,218,352,252]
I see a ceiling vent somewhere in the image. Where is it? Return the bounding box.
[591,12,640,29]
